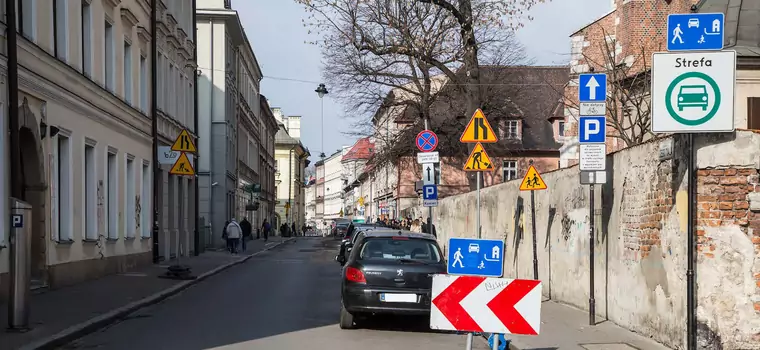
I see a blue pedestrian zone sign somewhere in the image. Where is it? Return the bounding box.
[447,237,504,277]
[667,13,725,51]
[578,74,607,102]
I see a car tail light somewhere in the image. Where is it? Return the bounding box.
[392,236,409,240]
[345,267,366,283]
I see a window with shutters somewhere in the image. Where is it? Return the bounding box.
[747,97,760,130]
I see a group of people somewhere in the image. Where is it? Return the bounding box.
[222,218,274,254]
[373,216,437,237]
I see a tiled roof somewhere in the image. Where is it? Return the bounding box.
[342,137,375,161]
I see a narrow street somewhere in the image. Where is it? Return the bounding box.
[60,238,487,350]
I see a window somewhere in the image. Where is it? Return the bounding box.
[499,119,520,140]
[358,237,442,263]
[81,1,92,76]
[53,134,72,241]
[104,21,114,91]
[141,161,151,238]
[558,121,565,137]
[748,97,760,130]
[179,75,185,122]
[125,156,136,238]
[107,150,118,239]
[18,0,36,40]
[157,54,164,111]
[123,40,132,103]
[84,142,97,240]
[502,160,517,181]
[169,64,175,116]
[140,55,147,112]
[53,0,67,60]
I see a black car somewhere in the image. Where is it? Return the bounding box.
[337,230,446,329]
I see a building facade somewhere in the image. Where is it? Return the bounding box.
[0,0,198,294]
[322,150,345,223]
[258,96,277,230]
[314,159,325,232]
[273,109,309,230]
[304,184,316,225]
[196,0,250,245]
[341,137,374,219]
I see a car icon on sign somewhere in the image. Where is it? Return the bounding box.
[688,18,699,28]
[677,85,709,111]
[468,243,479,253]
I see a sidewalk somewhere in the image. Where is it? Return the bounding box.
[497,300,671,350]
[0,237,292,350]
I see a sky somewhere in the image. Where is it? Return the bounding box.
[239,0,612,163]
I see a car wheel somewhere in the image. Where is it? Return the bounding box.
[339,304,355,329]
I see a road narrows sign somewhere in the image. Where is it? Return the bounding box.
[460,109,498,143]
[430,274,542,335]
[463,143,494,172]
[651,51,736,133]
[519,165,547,191]
[169,152,195,176]
[171,130,197,153]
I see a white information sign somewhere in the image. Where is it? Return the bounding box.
[651,51,736,133]
[579,144,606,171]
[579,102,606,116]
[417,151,440,164]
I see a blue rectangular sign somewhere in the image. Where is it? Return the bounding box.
[422,184,438,200]
[447,237,504,277]
[578,74,607,102]
[667,13,724,52]
[579,116,606,144]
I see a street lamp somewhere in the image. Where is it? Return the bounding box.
[315,83,329,159]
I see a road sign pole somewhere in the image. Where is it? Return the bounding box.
[588,183,595,326]
[531,185,538,281]
[424,119,434,235]
[686,133,696,350]
[477,172,481,239]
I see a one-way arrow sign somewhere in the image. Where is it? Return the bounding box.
[579,73,607,102]
[430,275,542,335]
[422,163,435,185]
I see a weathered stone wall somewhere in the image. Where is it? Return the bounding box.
[405,131,760,349]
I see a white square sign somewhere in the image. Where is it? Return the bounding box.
[651,51,736,133]
[579,144,606,171]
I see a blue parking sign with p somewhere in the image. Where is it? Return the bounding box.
[423,185,437,200]
[579,116,606,144]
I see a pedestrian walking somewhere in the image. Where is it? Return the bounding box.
[409,219,422,233]
[261,219,271,241]
[222,220,230,251]
[225,219,242,254]
[425,217,437,238]
[240,217,252,252]
[291,222,298,237]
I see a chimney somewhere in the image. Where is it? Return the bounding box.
[271,107,285,124]
[342,145,351,155]
[287,116,301,139]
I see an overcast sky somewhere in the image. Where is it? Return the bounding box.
[240,0,611,162]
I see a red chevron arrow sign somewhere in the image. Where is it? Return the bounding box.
[429,275,542,335]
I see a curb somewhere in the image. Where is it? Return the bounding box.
[19,238,295,350]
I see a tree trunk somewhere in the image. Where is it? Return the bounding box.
[459,0,482,191]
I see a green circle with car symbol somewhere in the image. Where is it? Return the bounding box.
[665,72,721,126]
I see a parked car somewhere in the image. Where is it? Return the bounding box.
[337,229,445,329]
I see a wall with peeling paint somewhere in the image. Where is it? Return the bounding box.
[404,131,760,349]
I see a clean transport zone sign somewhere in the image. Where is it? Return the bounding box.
[651,51,736,133]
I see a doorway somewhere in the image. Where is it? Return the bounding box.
[18,101,46,286]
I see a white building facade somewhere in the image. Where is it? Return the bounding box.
[0,0,195,294]
[323,150,345,223]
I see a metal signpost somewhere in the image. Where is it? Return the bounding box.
[8,199,32,331]
[457,108,499,350]
[518,163,547,281]
[657,12,732,350]
[416,129,439,230]
[163,129,198,280]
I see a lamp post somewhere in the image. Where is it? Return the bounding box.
[315,83,328,159]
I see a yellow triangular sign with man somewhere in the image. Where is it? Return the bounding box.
[519,165,548,191]
[463,142,494,172]
[460,108,498,143]
[171,130,197,153]
[169,153,195,176]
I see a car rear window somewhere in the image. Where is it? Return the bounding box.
[358,237,442,263]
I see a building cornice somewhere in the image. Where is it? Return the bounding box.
[120,7,140,28]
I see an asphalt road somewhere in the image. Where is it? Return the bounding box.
[61,237,488,350]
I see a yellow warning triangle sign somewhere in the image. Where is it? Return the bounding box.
[519,165,548,191]
[169,152,196,176]
[171,130,197,153]
[463,142,494,172]
[460,108,498,143]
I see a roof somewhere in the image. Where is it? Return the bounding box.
[698,0,760,58]
[392,65,568,156]
[274,124,309,156]
[342,137,375,162]
[361,229,437,241]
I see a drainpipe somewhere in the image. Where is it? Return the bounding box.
[287,146,295,226]
[150,0,161,263]
[192,0,200,256]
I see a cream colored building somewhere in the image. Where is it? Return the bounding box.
[0,0,195,296]
[273,109,309,229]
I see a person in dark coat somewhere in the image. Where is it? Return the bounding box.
[291,222,298,237]
[425,217,437,238]
[261,219,271,241]
[240,218,252,251]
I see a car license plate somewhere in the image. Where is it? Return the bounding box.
[380,293,417,303]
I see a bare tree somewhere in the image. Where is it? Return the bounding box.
[562,28,654,148]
